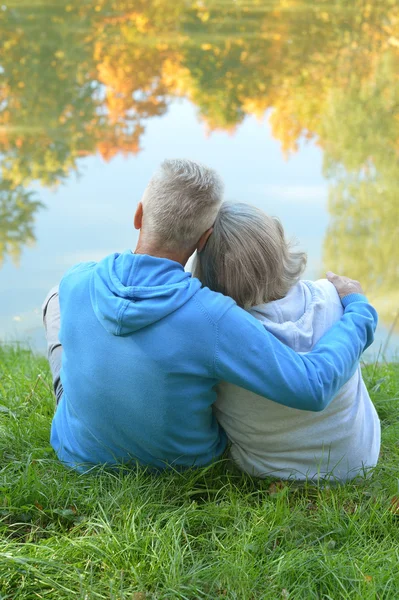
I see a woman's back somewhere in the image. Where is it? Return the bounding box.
[215,279,380,481]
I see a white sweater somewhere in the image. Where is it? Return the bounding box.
[215,279,381,482]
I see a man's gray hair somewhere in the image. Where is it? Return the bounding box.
[141,159,224,251]
[193,202,307,308]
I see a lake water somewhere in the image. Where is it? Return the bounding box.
[0,0,398,359]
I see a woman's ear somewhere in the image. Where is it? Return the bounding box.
[134,202,144,230]
[197,227,213,253]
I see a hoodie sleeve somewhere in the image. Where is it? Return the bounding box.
[214,295,377,412]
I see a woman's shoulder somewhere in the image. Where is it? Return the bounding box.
[303,279,344,326]
[308,279,343,307]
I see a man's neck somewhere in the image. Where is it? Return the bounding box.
[134,240,192,267]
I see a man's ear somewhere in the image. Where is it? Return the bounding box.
[134,202,143,230]
[197,227,213,253]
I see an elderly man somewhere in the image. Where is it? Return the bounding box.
[43,159,377,472]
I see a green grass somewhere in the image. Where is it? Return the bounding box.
[1,346,399,599]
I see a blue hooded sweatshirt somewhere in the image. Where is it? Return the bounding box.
[51,251,377,472]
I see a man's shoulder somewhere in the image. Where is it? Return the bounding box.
[58,262,99,311]
[192,284,237,325]
[61,261,97,285]
[64,260,98,278]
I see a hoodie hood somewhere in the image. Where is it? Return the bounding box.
[249,281,327,351]
[90,251,202,335]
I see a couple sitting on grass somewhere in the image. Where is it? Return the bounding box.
[43,159,380,482]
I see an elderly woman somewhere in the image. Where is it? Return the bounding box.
[194,202,380,482]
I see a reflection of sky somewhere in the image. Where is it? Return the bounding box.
[0,100,396,358]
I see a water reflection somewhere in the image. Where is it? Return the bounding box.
[0,180,42,266]
[0,0,398,329]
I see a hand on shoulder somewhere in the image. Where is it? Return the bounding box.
[326,271,365,299]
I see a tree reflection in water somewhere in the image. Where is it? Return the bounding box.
[0,180,43,265]
[0,0,398,320]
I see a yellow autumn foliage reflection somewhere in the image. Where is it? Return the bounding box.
[0,0,398,321]
[1,0,397,181]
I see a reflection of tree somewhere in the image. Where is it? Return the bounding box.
[179,4,273,131]
[0,0,398,282]
[0,0,181,262]
[0,1,98,186]
[0,0,184,188]
[324,174,399,325]
[0,181,43,266]
[322,52,399,323]
[324,178,398,288]
[1,0,397,185]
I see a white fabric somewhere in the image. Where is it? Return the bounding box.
[215,279,381,481]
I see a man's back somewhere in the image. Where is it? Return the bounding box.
[52,251,234,471]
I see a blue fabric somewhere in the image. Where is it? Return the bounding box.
[341,293,367,308]
[51,251,378,472]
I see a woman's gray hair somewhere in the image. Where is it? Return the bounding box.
[142,159,223,251]
[193,202,307,308]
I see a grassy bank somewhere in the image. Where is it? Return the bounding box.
[1,346,399,599]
